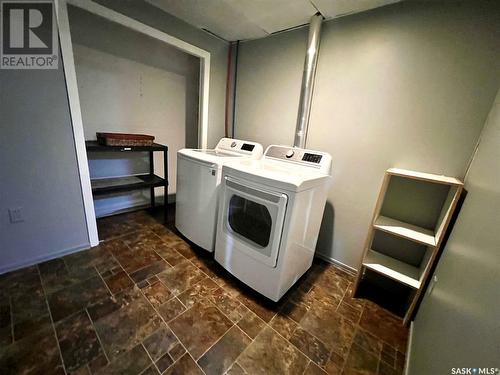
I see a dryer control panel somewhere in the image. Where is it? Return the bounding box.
[265,145,332,174]
[215,138,263,158]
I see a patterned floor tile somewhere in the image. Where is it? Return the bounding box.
[343,343,379,375]
[226,362,246,375]
[11,287,48,324]
[48,275,110,322]
[237,311,266,339]
[94,343,151,375]
[352,328,383,356]
[197,326,251,375]
[236,292,278,323]
[164,353,203,375]
[304,361,329,375]
[63,246,118,275]
[114,247,162,275]
[168,342,186,361]
[0,326,12,346]
[156,352,174,372]
[0,300,10,329]
[269,314,298,340]
[141,365,161,375]
[55,310,103,372]
[92,290,162,359]
[155,246,187,267]
[280,300,310,323]
[130,260,170,284]
[103,270,133,295]
[169,301,233,359]
[325,351,346,372]
[0,327,64,374]
[359,304,407,352]
[380,343,396,367]
[172,242,197,259]
[13,313,52,341]
[207,288,248,323]
[337,300,363,324]
[177,278,219,308]
[158,297,186,322]
[300,303,356,358]
[238,326,309,375]
[289,327,330,367]
[0,209,409,374]
[143,280,173,308]
[379,360,403,375]
[142,324,180,361]
[156,260,206,296]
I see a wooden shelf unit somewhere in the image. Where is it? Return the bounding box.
[354,168,463,325]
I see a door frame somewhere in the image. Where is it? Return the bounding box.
[55,0,211,246]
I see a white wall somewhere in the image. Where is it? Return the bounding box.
[234,1,500,269]
[75,42,193,214]
[408,91,500,373]
[0,50,90,273]
[68,5,202,216]
[94,0,229,149]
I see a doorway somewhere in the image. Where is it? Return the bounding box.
[56,0,211,246]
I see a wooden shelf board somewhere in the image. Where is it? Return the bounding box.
[387,168,463,186]
[91,174,165,195]
[363,249,421,289]
[374,215,436,246]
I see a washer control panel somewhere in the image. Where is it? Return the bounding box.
[265,145,332,174]
[215,138,263,157]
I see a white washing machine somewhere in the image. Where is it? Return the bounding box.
[175,138,263,252]
[215,145,332,301]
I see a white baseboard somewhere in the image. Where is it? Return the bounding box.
[0,243,90,275]
[314,252,357,274]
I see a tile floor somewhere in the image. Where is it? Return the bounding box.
[0,209,408,375]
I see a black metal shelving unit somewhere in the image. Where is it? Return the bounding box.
[85,141,168,223]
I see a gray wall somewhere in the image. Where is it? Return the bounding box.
[408,91,500,373]
[95,0,229,148]
[0,53,90,273]
[234,1,500,269]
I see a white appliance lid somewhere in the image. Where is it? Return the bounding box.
[177,138,263,165]
[222,158,331,192]
[193,150,244,157]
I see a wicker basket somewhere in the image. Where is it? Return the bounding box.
[96,132,155,147]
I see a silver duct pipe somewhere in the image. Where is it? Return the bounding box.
[294,13,323,149]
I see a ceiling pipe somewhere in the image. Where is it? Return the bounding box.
[294,12,323,149]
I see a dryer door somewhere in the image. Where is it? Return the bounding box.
[221,176,288,267]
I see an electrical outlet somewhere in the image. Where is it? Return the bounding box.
[8,207,24,223]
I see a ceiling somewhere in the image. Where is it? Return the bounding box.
[145,0,401,41]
